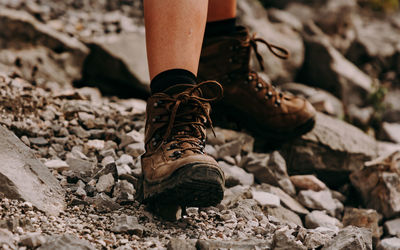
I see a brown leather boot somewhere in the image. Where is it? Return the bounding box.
[141,81,225,207]
[198,26,316,143]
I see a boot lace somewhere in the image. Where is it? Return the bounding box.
[147,81,223,159]
[242,34,290,106]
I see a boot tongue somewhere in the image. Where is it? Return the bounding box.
[163,83,199,96]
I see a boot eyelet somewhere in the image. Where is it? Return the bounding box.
[267,91,273,97]
[248,75,253,81]
[257,83,263,88]
[153,101,162,107]
[151,116,160,122]
[170,151,182,159]
[275,100,281,107]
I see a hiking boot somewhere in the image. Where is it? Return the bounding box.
[198,26,316,143]
[141,81,225,207]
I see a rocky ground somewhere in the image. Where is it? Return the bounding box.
[1,0,400,249]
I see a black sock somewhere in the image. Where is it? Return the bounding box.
[205,18,236,37]
[150,69,197,94]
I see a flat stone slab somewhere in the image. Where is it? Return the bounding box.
[0,126,65,215]
[282,112,377,186]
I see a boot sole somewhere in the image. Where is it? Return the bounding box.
[142,163,224,208]
[212,103,316,145]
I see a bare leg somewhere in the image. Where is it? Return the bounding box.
[144,0,208,80]
[207,0,236,22]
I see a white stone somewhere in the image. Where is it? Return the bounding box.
[251,190,280,207]
[44,159,69,171]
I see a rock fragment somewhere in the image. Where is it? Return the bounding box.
[219,161,254,187]
[305,210,342,230]
[283,112,377,186]
[350,151,400,218]
[38,234,95,250]
[196,239,273,250]
[20,232,47,248]
[384,218,400,237]
[167,239,196,250]
[96,173,115,193]
[44,159,69,171]
[377,237,400,250]
[322,226,372,250]
[111,215,145,236]
[298,189,343,217]
[0,126,65,215]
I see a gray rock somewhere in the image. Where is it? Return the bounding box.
[385,218,400,237]
[221,185,251,207]
[219,161,254,187]
[116,154,134,166]
[217,140,244,159]
[346,17,400,78]
[207,128,255,153]
[113,180,135,203]
[111,215,145,236]
[282,112,377,186]
[237,0,304,84]
[66,155,95,175]
[298,190,343,216]
[85,139,105,151]
[350,151,400,218]
[20,232,47,248]
[69,126,90,139]
[125,142,145,158]
[38,234,95,250]
[347,104,374,128]
[0,126,65,215]
[82,33,150,97]
[167,239,196,250]
[265,206,303,227]
[273,226,307,250]
[116,164,132,176]
[96,173,115,193]
[258,184,309,215]
[0,8,88,86]
[300,21,373,106]
[196,239,272,250]
[86,193,120,212]
[303,230,333,249]
[232,199,264,221]
[242,152,295,196]
[101,156,115,167]
[322,226,372,250]
[119,130,144,148]
[29,137,48,146]
[251,189,280,207]
[268,8,303,31]
[44,159,69,171]
[305,210,342,230]
[380,123,400,144]
[78,112,95,129]
[0,228,15,249]
[377,238,400,250]
[75,187,86,197]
